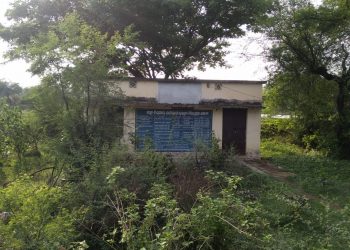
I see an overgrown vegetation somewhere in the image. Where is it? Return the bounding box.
[1,0,350,248]
[0,177,79,250]
[262,138,350,207]
[1,93,350,248]
[262,0,350,158]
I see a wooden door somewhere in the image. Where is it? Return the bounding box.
[222,108,247,154]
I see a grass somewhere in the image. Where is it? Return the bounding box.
[261,138,350,206]
[230,138,350,249]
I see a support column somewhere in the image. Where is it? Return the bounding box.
[122,107,136,149]
[246,108,261,158]
[212,108,223,148]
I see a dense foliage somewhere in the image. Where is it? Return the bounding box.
[1,0,350,249]
[261,117,293,140]
[0,177,79,249]
[0,0,272,79]
[262,0,350,158]
[1,95,350,249]
[0,80,22,106]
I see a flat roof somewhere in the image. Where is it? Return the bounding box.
[123,97,262,108]
[109,77,265,85]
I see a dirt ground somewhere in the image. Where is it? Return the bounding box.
[240,158,296,181]
[239,158,336,206]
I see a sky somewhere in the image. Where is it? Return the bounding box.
[0,0,41,87]
[0,0,270,88]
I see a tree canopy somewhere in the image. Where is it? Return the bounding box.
[0,80,22,105]
[262,0,350,157]
[2,1,350,248]
[0,0,272,79]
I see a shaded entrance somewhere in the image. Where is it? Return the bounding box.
[222,108,247,154]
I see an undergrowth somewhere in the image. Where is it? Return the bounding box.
[261,138,350,206]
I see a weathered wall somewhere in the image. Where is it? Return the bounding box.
[246,108,261,158]
[158,82,202,104]
[122,107,135,148]
[118,80,262,102]
[212,109,223,145]
[119,79,262,157]
[123,107,262,156]
[119,80,158,98]
[201,82,262,101]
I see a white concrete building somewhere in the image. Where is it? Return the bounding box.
[117,78,263,158]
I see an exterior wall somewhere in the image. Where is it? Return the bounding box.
[119,79,262,157]
[123,107,262,157]
[246,108,261,158]
[119,80,158,98]
[122,107,136,149]
[158,82,202,104]
[118,80,262,101]
[212,109,223,146]
[201,83,262,101]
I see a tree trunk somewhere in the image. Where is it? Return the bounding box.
[57,72,69,111]
[335,80,348,157]
[86,82,90,125]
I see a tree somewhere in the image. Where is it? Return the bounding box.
[264,73,339,150]
[1,0,272,79]
[0,101,29,161]
[0,80,22,106]
[5,13,127,177]
[10,12,124,134]
[262,0,350,158]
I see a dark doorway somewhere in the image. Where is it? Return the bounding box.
[222,108,247,154]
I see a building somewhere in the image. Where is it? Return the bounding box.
[118,78,263,158]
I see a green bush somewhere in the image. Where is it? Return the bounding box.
[261,117,293,139]
[193,135,225,169]
[261,116,345,157]
[0,176,79,249]
[103,171,271,249]
[106,146,173,197]
[260,188,350,249]
[67,146,176,249]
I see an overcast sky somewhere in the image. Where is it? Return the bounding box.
[0,0,286,88]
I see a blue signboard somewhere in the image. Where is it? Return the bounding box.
[135,109,212,152]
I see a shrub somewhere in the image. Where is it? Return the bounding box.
[0,176,79,249]
[169,163,209,211]
[261,117,293,139]
[104,171,271,249]
[193,135,225,169]
[106,147,173,197]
